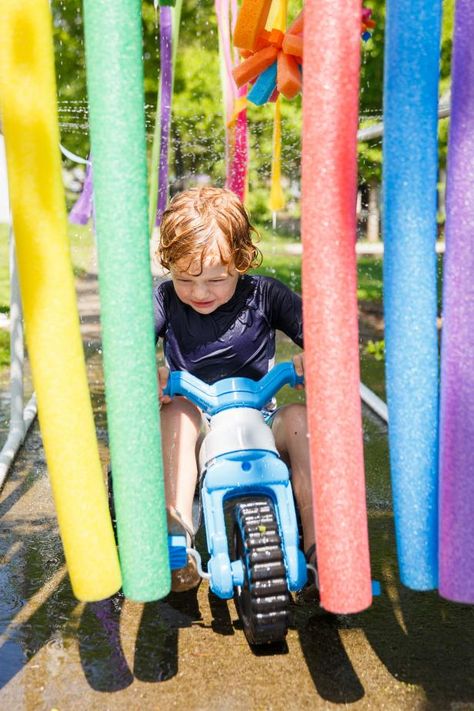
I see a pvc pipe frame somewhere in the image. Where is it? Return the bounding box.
[0,229,38,491]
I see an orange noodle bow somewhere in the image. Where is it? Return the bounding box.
[232,3,375,105]
[232,9,303,102]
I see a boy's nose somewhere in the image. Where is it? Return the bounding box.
[191,282,209,299]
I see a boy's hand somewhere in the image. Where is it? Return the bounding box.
[292,353,305,390]
[158,366,172,404]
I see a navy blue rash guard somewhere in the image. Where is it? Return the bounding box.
[153,274,303,384]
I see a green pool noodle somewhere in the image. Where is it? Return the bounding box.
[82,0,170,601]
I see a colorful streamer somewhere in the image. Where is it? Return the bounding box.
[382,0,441,590]
[269,98,285,213]
[301,0,372,613]
[439,0,474,604]
[83,0,170,601]
[0,0,121,601]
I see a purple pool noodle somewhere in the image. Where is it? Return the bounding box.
[439,0,474,604]
[69,158,93,225]
[155,6,172,226]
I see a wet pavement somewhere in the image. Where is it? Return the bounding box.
[0,273,473,710]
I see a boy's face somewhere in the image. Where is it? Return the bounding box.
[170,257,240,314]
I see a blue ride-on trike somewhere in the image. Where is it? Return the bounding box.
[164,362,313,646]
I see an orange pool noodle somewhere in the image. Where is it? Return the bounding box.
[287,9,304,36]
[233,46,278,87]
[277,52,301,99]
[282,33,303,59]
[255,30,271,51]
[268,28,284,48]
[233,0,273,51]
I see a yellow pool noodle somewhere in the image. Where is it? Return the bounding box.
[0,0,122,601]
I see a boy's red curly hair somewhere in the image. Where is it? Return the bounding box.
[158,186,262,274]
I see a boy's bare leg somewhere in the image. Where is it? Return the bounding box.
[271,404,316,559]
[160,396,203,532]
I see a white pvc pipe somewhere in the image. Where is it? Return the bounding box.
[59,143,90,165]
[357,99,450,142]
[0,231,37,490]
[0,394,37,489]
[9,228,24,434]
[360,382,388,423]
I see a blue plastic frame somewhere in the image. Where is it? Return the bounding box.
[165,363,307,596]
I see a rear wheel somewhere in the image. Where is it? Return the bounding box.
[232,498,290,646]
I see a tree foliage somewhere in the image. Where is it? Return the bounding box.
[52,0,453,216]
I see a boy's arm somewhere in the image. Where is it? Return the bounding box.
[153,283,167,344]
[265,277,304,347]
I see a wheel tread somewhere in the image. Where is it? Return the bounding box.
[233,498,290,645]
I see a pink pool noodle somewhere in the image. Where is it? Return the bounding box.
[439,0,474,604]
[301,0,372,613]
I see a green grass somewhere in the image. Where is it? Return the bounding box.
[255,227,444,313]
[357,256,383,302]
[254,226,387,304]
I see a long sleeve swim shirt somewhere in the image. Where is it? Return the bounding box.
[153,275,303,384]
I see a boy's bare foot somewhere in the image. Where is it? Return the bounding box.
[171,555,201,592]
[168,507,202,592]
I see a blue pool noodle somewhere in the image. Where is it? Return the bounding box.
[382,0,442,589]
[247,62,277,106]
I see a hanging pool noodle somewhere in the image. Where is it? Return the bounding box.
[216,0,246,198]
[155,6,173,226]
[230,0,248,202]
[382,0,441,590]
[82,0,170,601]
[0,0,121,601]
[69,158,93,226]
[149,0,182,231]
[439,0,474,604]
[228,86,248,202]
[301,0,372,614]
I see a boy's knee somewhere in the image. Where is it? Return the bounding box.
[162,396,203,430]
[280,403,308,436]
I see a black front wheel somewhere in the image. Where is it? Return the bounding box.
[232,498,290,646]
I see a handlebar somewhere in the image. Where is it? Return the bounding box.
[163,361,304,416]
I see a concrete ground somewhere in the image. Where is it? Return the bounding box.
[0,271,473,711]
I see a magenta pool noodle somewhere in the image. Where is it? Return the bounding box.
[439,0,474,604]
[82,0,170,601]
[382,0,441,590]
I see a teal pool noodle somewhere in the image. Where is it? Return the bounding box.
[382,0,441,590]
[83,0,170,601]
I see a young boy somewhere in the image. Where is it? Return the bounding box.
[154,186,314,591]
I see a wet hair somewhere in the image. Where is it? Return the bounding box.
[158,186,262,274]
